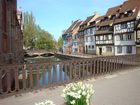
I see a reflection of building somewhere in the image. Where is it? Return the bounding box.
[0,0,23,64]
[62,20,83,54]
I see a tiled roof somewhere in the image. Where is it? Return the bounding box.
[106,5,121,16]
[118,0,140,13]
[64,20,82,34]
[114,8,139,24]
[95,16,105,22]
[81,15,95,25]
[114,0,140,24]
[96,0,140,27]
[64,20,79,34]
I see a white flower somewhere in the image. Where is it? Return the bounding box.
[34,100,55,105]
[62,82,94,105]
[70,100,75,104]
[77,90,81,94]
[82,91,86,96]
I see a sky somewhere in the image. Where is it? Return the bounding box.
[17,0,125,40]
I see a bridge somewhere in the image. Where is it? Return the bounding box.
[25,50,55,57]
[0,54,140,100]
[0,66,140,105]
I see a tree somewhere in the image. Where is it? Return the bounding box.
[57,36,63,49]
[23,12,37,48]
[23,11,56,50]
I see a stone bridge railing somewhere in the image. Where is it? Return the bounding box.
[0,54,140,98]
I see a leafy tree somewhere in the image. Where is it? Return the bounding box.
[23,11,56,50]
[57,36,63,49]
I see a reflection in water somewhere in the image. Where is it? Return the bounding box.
[25,56,70,87]
[39,64,69,85]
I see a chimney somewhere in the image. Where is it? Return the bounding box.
[71,20,74,24]
[94,11,99,16]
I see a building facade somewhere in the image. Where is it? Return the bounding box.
[0,0,23,64]
[84,20,97,54]
[78,12,99,54]
[95,0,140,56]
[62,0,140,56]
[114,0,140,55]
[95,15,114,56]
[62,20,82,54]
[135,20,140,54]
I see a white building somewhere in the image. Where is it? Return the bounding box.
[83,12,99,54]
[114,21,136,55]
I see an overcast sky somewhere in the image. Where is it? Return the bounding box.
[18,0,125,40]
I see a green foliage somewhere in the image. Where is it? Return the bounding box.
[57,36,63,49]
[23,11,56,50]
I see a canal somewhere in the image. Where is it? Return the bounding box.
[23,56,70,87]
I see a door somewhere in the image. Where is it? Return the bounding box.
[99,48,102,55]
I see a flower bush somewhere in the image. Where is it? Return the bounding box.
[61,82,94,105]
[35,100,55,105]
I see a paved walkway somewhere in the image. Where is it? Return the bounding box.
[0,67,140,105]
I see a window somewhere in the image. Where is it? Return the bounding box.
[100,36,103,40]
[126,34,132,40]
[127,46,132,53]
[117,35,123,41]
[137,31,140,38]
[108,35,112,40]
[90,36,93,41]
[92,45,94,49]
[96,36,100,41]
[89,45,91,49]
[106,46,112,52]
[86,37,88,42]
[104,35,108,40]
[117,46,122,53]
[128,12,133,17]
[84,30,87,34]
[121,23,127,29]
[90,28,93,34]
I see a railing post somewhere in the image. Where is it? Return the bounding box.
[78,61,81,79]
[15,66,19,91]
[48,64,52,86]
[29,65,33,89]
[36,65,40,88]
[100,58,102,74]
[96,58,100,75]
[82,60,85,79]
[102,58,105,74]
[0,69,3,94]
[69,62,73,81]
[105,58,108,73]
[93,59,96,75]
[59,63,62,83]
[53,63,57,83]
[64,62,68,82]
[7,67,12,92]
[108,58,111,73]
[42,64,47,86]
[90,60,93,76]
[22,64,26,90]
